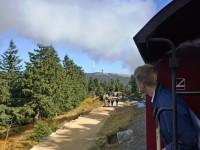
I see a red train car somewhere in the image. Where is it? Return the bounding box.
[134,0,200,149]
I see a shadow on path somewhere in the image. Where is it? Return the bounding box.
[31,105,119,150]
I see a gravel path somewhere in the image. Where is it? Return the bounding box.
[30,103,126,150]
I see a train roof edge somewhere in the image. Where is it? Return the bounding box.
[133,0,200,64]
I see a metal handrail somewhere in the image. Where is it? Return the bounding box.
[177,91,200,95]
[155,107,173,150]
[149,37,178,150]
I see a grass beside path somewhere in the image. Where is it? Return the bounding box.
[0,97,102,150]
[54,97,102,123]
[91,102,139,150]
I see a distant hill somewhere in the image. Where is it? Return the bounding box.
[86,72,131,85]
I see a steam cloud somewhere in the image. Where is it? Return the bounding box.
[0,0,156,71]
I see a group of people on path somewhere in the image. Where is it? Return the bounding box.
[103,94,119,107]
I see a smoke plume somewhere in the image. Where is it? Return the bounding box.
[0,0,156,71]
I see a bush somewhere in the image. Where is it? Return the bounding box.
[0,105,34,126]
[50,121,59,132]
[29,120,52,142]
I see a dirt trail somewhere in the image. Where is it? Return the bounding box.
[31,103,123,150]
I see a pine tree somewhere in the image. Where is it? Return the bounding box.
[63,55,87,108]
[22,45,64,119]
[88,78,96,96]
[0,40,22,106]
[0,40,22,74]
[129,75,137,93]
[0,72,10,104]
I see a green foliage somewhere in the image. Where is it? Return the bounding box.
[0,42,88,126]
[0,40,22,73]
[22,46,67,118]
[0,105,34,126]
[0,40,129,128]
[0,40,24,107]
[86,72,130,85]
[129,75,138,93]
[0,105,12,126]
[50,120,59,132]
[96,86,104,98]
[0,76,10,104]
[87,77,129,99]
[30,120,52,142]
[128,74,141,99]
[63,55,87,108]
[29,120,60,142]
[11,106,35,125]
[123,85,132,95]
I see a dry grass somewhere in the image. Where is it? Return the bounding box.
[0,97,102,150]
[91,103,139,150]
[55,97,102,123]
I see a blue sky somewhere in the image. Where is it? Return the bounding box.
[0,0,172,75]
[156,0,172,11]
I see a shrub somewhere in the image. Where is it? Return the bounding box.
[29,120,52,142]
[50,121,59,132]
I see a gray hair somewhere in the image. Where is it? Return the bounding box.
[134,64,157,86]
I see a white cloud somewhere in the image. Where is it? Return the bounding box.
[92,60,96,73]
[0,0,156,71]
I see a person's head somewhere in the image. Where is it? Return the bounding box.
[134,64,157,97]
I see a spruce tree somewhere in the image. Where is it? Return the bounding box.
[88,78,96,96]
[0,40,22,74]
[23,45,64,119]
[129,75,137,93]
[0,40,22,105]
[63,55,87,108]
[0,72,10,104]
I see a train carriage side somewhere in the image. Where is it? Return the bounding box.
[134,0,200,149]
